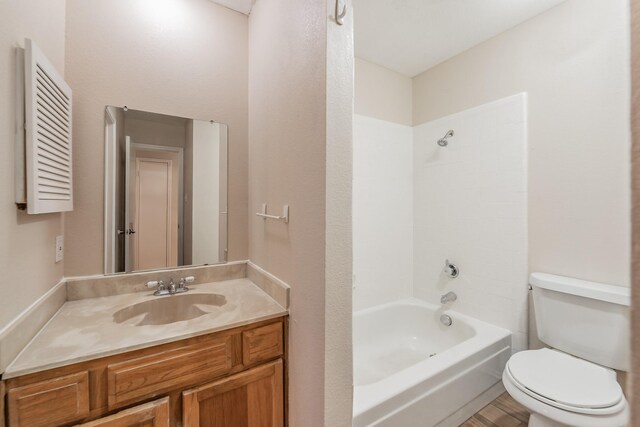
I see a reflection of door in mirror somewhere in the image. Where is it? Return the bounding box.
[104,107,228,274]
[123,140,183,272]
[131,148,181,271]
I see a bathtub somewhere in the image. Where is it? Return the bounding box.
[353,298,512,427]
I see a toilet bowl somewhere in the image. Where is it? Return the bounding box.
[502,273,630,427]
[502,348,628,427]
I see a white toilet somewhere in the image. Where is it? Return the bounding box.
[502,273,630,427]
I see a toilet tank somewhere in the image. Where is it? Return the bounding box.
[530,273,630,371]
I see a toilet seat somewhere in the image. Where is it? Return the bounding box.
[506,348,623,415]
[503,368,628,427]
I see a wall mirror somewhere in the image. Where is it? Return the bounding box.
[104,106,228,274]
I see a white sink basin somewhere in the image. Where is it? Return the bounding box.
[113,293,226,326]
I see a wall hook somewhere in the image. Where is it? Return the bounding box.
[335,0,347,25]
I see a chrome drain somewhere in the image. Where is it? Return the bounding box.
[440,314,453,326]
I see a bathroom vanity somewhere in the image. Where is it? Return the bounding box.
[1,276,288,427]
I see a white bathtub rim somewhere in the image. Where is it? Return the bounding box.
[353,297,512,417]
[354,297,508,329]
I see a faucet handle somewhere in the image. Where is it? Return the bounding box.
[443,260,459,278]
[146,280,164,289]
[178,276,195,285]
[177,276,195,291]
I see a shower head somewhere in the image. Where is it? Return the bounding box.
[437,129,454,147]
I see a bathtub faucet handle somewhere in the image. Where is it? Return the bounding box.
[443,259,459,278]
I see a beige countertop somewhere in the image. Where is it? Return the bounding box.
[4,279,287,379]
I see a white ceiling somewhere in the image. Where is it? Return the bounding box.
[209,0,254,15]
[354,0,566,77]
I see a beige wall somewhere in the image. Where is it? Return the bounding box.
[64,0,249,276]
[249,2,354,425]
[325,1,354,425]
[248,0,328,424]
[355,58,412,126]
[0,0,66,330]
[413,0,631,286]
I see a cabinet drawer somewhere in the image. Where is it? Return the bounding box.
[7,371,90,427]
[107,336,233,409]
[242,322,283,366]
[75,397,169,427]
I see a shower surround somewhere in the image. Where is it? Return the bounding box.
[413,93,529,352]
[353,115,413,311]
[353,93,528,425]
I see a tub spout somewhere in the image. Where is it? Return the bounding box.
[440,291,457,304]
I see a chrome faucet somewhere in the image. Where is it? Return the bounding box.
[146,276,195,296]
[440,291,457,304]
[443,259,459,278]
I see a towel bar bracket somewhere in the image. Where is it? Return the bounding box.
[256,203,289,224]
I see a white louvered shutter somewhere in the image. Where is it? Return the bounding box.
[24,38,73,214]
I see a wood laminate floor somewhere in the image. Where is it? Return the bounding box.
[460,392,530,427]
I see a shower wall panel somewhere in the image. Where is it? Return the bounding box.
[412,93,528,351]
[353,115,414,311]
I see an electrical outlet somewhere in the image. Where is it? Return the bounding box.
[55,235,64,263]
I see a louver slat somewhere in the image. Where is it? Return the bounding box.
[37,135,69,158]
[24,39,73,213]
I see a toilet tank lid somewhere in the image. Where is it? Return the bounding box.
[530,273,630,306]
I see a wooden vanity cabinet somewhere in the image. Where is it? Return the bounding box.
[3,317,287,427]
[1,381,6,427]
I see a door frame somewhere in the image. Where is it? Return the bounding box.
[125,136,132,272]
[631,0,639,421]
[131,143,184,266]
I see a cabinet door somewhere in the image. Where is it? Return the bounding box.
[75,397,169,427]
[182,360,283,427]
[7,371,90,427]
